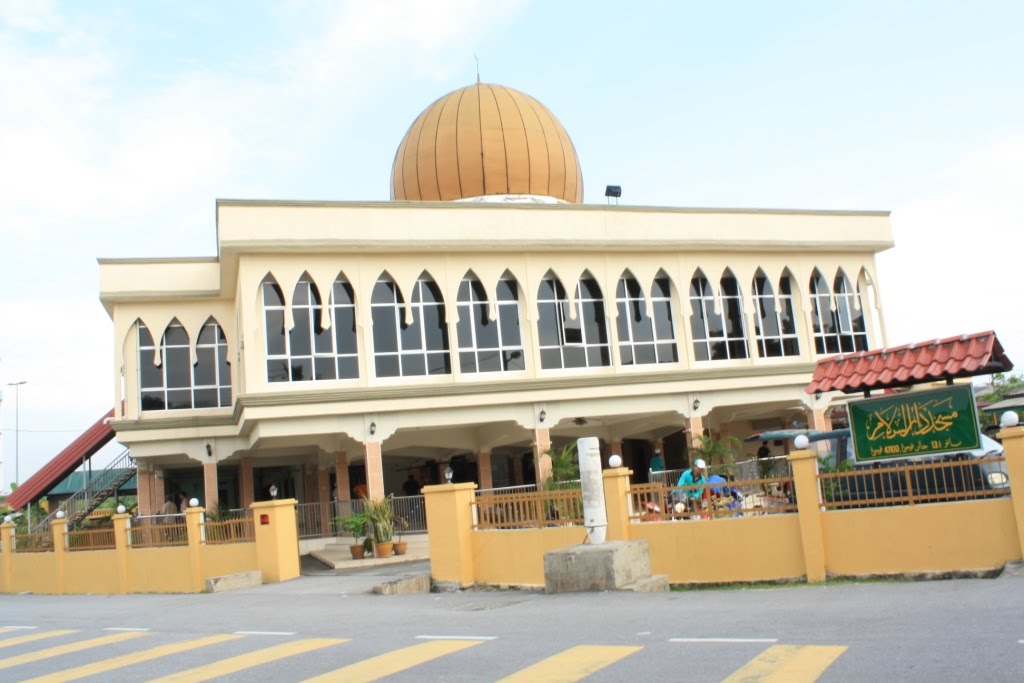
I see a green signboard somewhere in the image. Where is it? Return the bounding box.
[848,385,981,462]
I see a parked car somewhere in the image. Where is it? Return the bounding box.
[809,428,1009,504]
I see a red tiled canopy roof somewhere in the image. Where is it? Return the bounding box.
[807,331,1013,395]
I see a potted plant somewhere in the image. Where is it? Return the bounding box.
[392,514,409,555]
[364,496,395,558]
[336,511,372,559]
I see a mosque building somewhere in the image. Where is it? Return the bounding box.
[98,82,892,515]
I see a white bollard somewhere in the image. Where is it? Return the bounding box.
[577,436,607,544]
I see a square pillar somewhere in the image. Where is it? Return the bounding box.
[51,518,68,594]
[997,424,1024,557]
[512,454,524,485]
[112,513,131,594]
[1,522,13,593]
[317,466,331,536]
[423,482,477,588]
[532,428,552,485]
[788,448,826,583]
[334,452,350,501]
[251,499,300,583]
[202,462,219,515]
[602,468,633,541]
[807,407,830,432]
[476,451,493,491]
[136,467,157,517]
[239,457,255,509]
[185,507,206,592]
[302,466,315,503]
[365,442,385,499]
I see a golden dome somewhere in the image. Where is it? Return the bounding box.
[391,83,583,203]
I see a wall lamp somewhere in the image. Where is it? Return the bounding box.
[269,485,278,499]
[692,398,701,411]
[369,421,376,435]
[814,390,822,401]
[444,465,454,484]
[205,443,212,457]
[538,410,546,423]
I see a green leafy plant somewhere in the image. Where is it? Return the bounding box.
[392,514,409,542]
[542,444,580,490]
[364,496,395,544]
[335,511,372,550]
[690,435,742,477]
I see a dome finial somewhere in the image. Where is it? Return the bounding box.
[474,54,480,83]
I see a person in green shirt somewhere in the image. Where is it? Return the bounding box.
[649,448,665,473]
[674,458,708,512]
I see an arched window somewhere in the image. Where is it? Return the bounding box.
[456,274,525,373]
[810,269,868,354]
[615,274,678,365]
[537,273,610,370]
[263,275,360,383]
[139,318,231,411]
[689,270,748,361]
[371,274,451,378]
[752,270,800,357]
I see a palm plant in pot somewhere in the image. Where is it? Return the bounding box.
[336,511,372,559]
[364,496,395,558]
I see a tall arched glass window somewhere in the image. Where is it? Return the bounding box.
[139,318,231,411]
[689,271,748,361]
[615,274,678,365]
[752,270,800,358]
[263,275,360,383]
[371,275,451,378]
[456,274,525,373]
[537,273,611,370]
[811,269,869,354]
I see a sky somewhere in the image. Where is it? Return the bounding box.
[1,0,1022,491]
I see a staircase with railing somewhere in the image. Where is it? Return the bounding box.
[33,448,136,532]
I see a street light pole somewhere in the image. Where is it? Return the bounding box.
[7,381,26,485]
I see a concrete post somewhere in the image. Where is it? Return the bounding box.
[317,465,331,536]
[251,499,300,583]
[112,512,131,594]
[203,462,219,515]
[136,466,156,517]
[51,518,67,594]
[0,522,12,593]
[240,457,255,509]
[532,427,552,484]
[185,506,205,592]
[788,448,827,583]
[476,451,493,491]
[997,424,1024,557]
[602,468,633,541]
[423,482,477,588]
[335,451,350,501]
[365,442,385,499]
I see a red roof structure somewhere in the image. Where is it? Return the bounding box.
[7,409,115,511]
[807,331,1014,396]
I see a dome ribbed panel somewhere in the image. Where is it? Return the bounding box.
[391,83,582,202]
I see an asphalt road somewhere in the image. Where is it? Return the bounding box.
[1,561,1021,681]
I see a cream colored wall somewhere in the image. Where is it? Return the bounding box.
[472,527,590,587]
[823,500,1021,575]
[100,201,892,462]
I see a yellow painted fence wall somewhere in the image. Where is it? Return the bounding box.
[0,500,298,595]
[425,426,1024,588]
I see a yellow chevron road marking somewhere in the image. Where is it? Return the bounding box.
[497,645,643,683]
[302,639,483,683]
[21,634,243,683]
[0,631,148,670]
[148,637,347,682]
[722,644,847,683]
[0,630,78,650]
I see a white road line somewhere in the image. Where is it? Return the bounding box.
[416,635,497,641]
[234,630,296,636]
[104,627,151,632]
[669,637,779,643]
[2,626,39,630]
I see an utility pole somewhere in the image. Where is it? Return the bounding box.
[7,381,26,485]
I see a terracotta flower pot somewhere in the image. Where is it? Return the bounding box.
[393,541,408,555]
[374,542,394,558]
[350,544,366,560]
